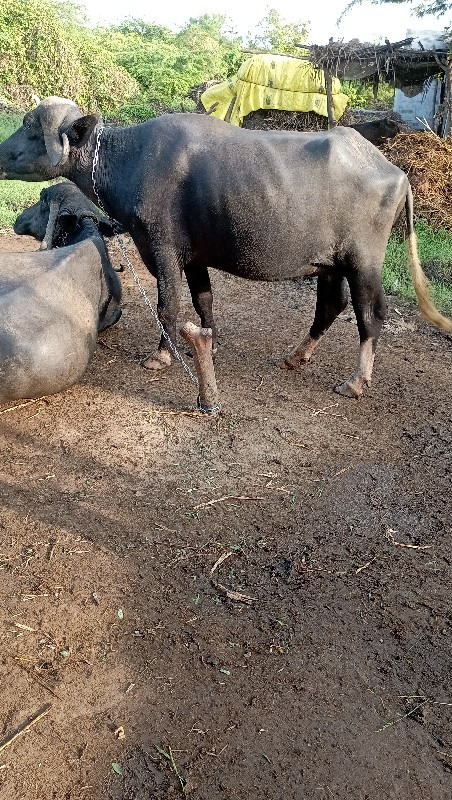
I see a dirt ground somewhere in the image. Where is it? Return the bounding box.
[0,232,451,800]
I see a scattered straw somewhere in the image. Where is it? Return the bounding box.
[0,704,51,754]
[47,538,58,562]
[311,402,340,417]
[210,551,233,576]
[355,557,376,574]
[193,494,264,510]
[376,699,428,733]
[0,399,43,415]
[14,659,59,699]
[215,583,257,604]
[385,528,433,550]
[210,551,257,604]
[155,745,185,790]
[143,407,212,418]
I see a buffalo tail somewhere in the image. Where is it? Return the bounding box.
[405,183,452,332]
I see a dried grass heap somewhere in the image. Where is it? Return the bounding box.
[242,107,355,131]
[381,132,452,230]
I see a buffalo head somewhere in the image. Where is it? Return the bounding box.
[0,97,100,181]
[14,184,118,248]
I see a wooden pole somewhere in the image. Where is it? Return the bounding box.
[373,72,380,100]
[324,68,336,128]
[444,58,452,137]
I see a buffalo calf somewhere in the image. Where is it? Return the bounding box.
[0,185,121,404]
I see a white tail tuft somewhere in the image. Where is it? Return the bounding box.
[408,231,452,332]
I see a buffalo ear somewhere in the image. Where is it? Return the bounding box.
[58,212,78,233]
[98,218,123,237]
[65,114,100,149]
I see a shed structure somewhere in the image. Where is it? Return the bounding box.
[302,35,451,136]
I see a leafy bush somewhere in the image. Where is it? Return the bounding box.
[98,15,244,109]
[0,0,138,113]
[342,80,395,109]
[0,113,24,140]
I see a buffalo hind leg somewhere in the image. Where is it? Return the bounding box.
[283,272,348,369]
[185,265,217,354]
[142,254,182,371]
[335,268,386,398]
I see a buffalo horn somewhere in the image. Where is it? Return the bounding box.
[39,97,77,167]
[39,202,60,250]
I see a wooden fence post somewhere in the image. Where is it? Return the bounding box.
[444,57,452,136]
[324,68,336,129]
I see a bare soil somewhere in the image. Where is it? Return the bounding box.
[0,232,451,800]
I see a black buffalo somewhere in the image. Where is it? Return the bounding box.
[0,96,450,399]
[0,184,121,404]
[348,117,400,147]
[14,182,120,247]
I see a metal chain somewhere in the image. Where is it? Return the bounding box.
[113,234,200,386]
[91,125,199,387]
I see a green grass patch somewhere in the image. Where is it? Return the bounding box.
[0,113,24,140]
[383,221,452,316]
[0,112,50,229]
[0,180,50,229]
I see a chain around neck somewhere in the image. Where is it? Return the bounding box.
[91,124,106,213]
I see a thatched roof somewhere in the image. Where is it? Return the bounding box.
[300,38,450,90]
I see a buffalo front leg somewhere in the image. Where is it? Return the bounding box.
[185,265,218,354]
[283,272,348,369]
[142,253,183,371]
[335,269,386,398]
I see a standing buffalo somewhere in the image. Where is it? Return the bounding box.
[0,183,121,404]
[0,96,450,399]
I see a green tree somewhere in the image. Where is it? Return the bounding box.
[100,14,243,113]
[340,0,451,21]
[249,9,309,54]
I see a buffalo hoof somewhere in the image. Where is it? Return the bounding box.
[98,307,122,333]
[334,379,364,398]
[142,350,172,371]
[281,356,308,371]
[107,307,122,328]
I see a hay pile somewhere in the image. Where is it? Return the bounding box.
[243,109,325,131]
[242,107,356,131]
[381,132,452,230]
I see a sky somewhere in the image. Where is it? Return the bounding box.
[78,0,448,44]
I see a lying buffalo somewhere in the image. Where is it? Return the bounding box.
[348,117,400,147]
[0,184,121,404]
[14,181,120,249]
[0,96,450,399]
